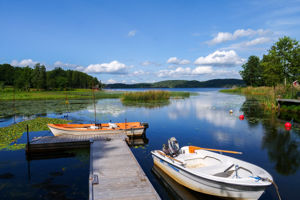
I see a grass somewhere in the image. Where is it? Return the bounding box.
[121,90,191,102]
[121,90,170,102]
[0,117,71,150]
[0,87,123,100]
[220,85,300,111]
[0,87,193,101]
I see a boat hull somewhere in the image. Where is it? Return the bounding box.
[152,154,267,200]
[48,123,146,137]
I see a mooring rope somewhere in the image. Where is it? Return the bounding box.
[250,176,282,200]
[268,178,282,200]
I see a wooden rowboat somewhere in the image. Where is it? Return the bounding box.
[48,122,147,136]
[151,138,273,200]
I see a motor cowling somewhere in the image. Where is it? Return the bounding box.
[168,137,180,156]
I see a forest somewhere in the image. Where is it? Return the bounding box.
[0,64,100,91]
[240,36,300,87]
[105,79,245,89]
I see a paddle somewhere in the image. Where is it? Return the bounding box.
[157,151,184,164]
[190,146,242,155]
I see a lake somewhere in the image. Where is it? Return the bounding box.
[0,88,299,199]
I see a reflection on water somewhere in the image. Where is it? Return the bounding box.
[240,98,266,126]
[0,89,299,200]
[122,100,171,109]
[241,97,300,176]
[152,165,222,200]
[126,136,149,147]
[0,99,92,117]
[0,148,89,199]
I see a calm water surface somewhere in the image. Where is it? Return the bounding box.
[0,88,299,199]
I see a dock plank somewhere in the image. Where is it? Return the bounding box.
[90,139,160,200]
[27,134,160,200]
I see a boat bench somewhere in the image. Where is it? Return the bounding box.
[195,163,235,177]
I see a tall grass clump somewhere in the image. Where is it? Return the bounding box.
[170,91,191,98]
[221,85,300,111]
[121,90,170,102]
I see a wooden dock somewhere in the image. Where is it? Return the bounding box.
[277,98,300,107]
[90,139,160,200]
[26,134,161,200]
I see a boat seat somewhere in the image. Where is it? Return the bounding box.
[214,169,235,178]
[195,163,234,176]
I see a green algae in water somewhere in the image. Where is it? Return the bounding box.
[0,117,71,150]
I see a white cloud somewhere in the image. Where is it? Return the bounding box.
[141,60,161,66]
[84,60,128,74]
[106,79,117,84]
[11,59,38,67]
[132,70,145,76]
[53,61,83,69]
[222,37,272,51]
[194,50,245,67]
[244,37,271,46]
[141,61,151,66]
[157,66,213,78]
[75,66,85,71]
[128,30,137,37]
[167,57,190,65]
[208,29,270,45]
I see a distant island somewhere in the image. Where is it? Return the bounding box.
[105,79,245,89]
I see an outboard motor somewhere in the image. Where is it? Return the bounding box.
[168,137,180,156]
[162,144,170,155]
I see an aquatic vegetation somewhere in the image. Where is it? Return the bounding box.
[0,99,92,117]
[221,85,300,112]
[121,90,170,102]
[0,117,71,150]
[170,91,191,98]
[0,88,123,100]
[121,90,191,102]
[122,100,171,109]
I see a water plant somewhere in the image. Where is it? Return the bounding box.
[121,90,191,102]
[220,85,300,112]
[0,88,123,101]
[0,117,71,150]
[121,90,170,102]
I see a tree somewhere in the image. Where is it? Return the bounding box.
[14,66,32,91]
[261,36,300,86]
[240,56,263,86]
[0,64,15,85]
[261,54,283,87]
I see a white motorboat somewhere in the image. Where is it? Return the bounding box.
[151,137,273,200]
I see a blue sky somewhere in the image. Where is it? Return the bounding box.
[1,0,300,84]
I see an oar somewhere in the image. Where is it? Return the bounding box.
[190,146,242,154]
[157,151,184,164]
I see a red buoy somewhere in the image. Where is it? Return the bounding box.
[239,115,244,120]
[285,122,292,130]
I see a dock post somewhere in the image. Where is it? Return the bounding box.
[26,124,30,153]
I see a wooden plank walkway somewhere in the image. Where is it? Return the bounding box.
[26,134,160,200]
[277,98,300,105]
[89,139,160,200]
[27,134,126,152]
